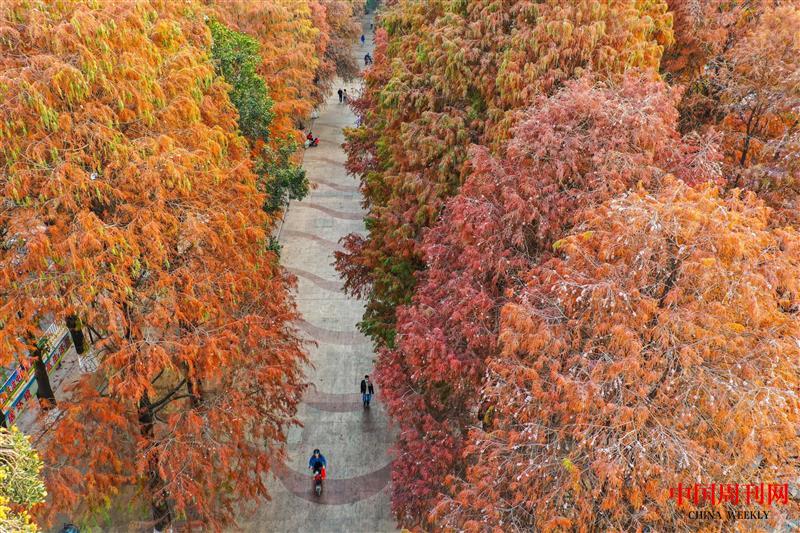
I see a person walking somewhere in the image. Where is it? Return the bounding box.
[337,88,343,103]
[364,53,372,66]
[360,375,375,408]
[360,34,365,46]
[343,89,349,103]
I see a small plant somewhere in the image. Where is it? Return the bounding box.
[267,235,282,256]
[0,426,47,532]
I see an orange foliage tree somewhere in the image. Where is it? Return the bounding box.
[310,0,362,104]
[214,0,320,140]
[436,179,800,531]
[660,0,733,85]
[338,0,675,346]
[214,0,362,143]
[0,0,306,529]
[714,4,800,200]
[662,0,800,206]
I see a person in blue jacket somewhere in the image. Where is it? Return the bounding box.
[309,448,327,470]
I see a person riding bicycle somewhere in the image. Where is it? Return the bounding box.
[309,448,327,495]
[309,448,327,471]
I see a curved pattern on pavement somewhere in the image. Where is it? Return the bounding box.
[286,267,343,292]
[297,319,370,346]
[294,202,364,220]
[313,177,359,192]
[256,13,396,531]
[281,230,344,252]
[304,390,363,412]
[308,155,348,167]
[272,460,393,505]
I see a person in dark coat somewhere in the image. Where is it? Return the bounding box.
[337,88,343,103]
[360,375,375,408]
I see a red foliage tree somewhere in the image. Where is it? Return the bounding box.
[338,0,675,346]
[436,178,800,530]
[376,74,721,526]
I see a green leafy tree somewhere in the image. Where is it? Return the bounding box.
[209,19,308,216]
[0,427,47,533]
[257,143,309,214]
[209,19,274,140]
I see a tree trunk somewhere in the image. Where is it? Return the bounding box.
[0,409,6,429]
[30,341,56,410]
[181,361,203,409]
[138,394,172,532]
[178,326,203,409]
[65,315,86,355]
[186,376,203,409]
[87,323,105,344]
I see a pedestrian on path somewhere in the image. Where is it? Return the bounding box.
[360,34,365,46]
[337,88,343,103]
[360,375,375,408]
[343,89,349,103]
[364,53,372,66]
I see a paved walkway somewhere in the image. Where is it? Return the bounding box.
[243,13,396,533]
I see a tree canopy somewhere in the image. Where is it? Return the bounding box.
[208,19,308,216]
[338,0,676,346]
[375,73,722,524]
[0,0,361,528]
[345,0,800,529]
[437,179,800,530]
[209,19,275,141]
